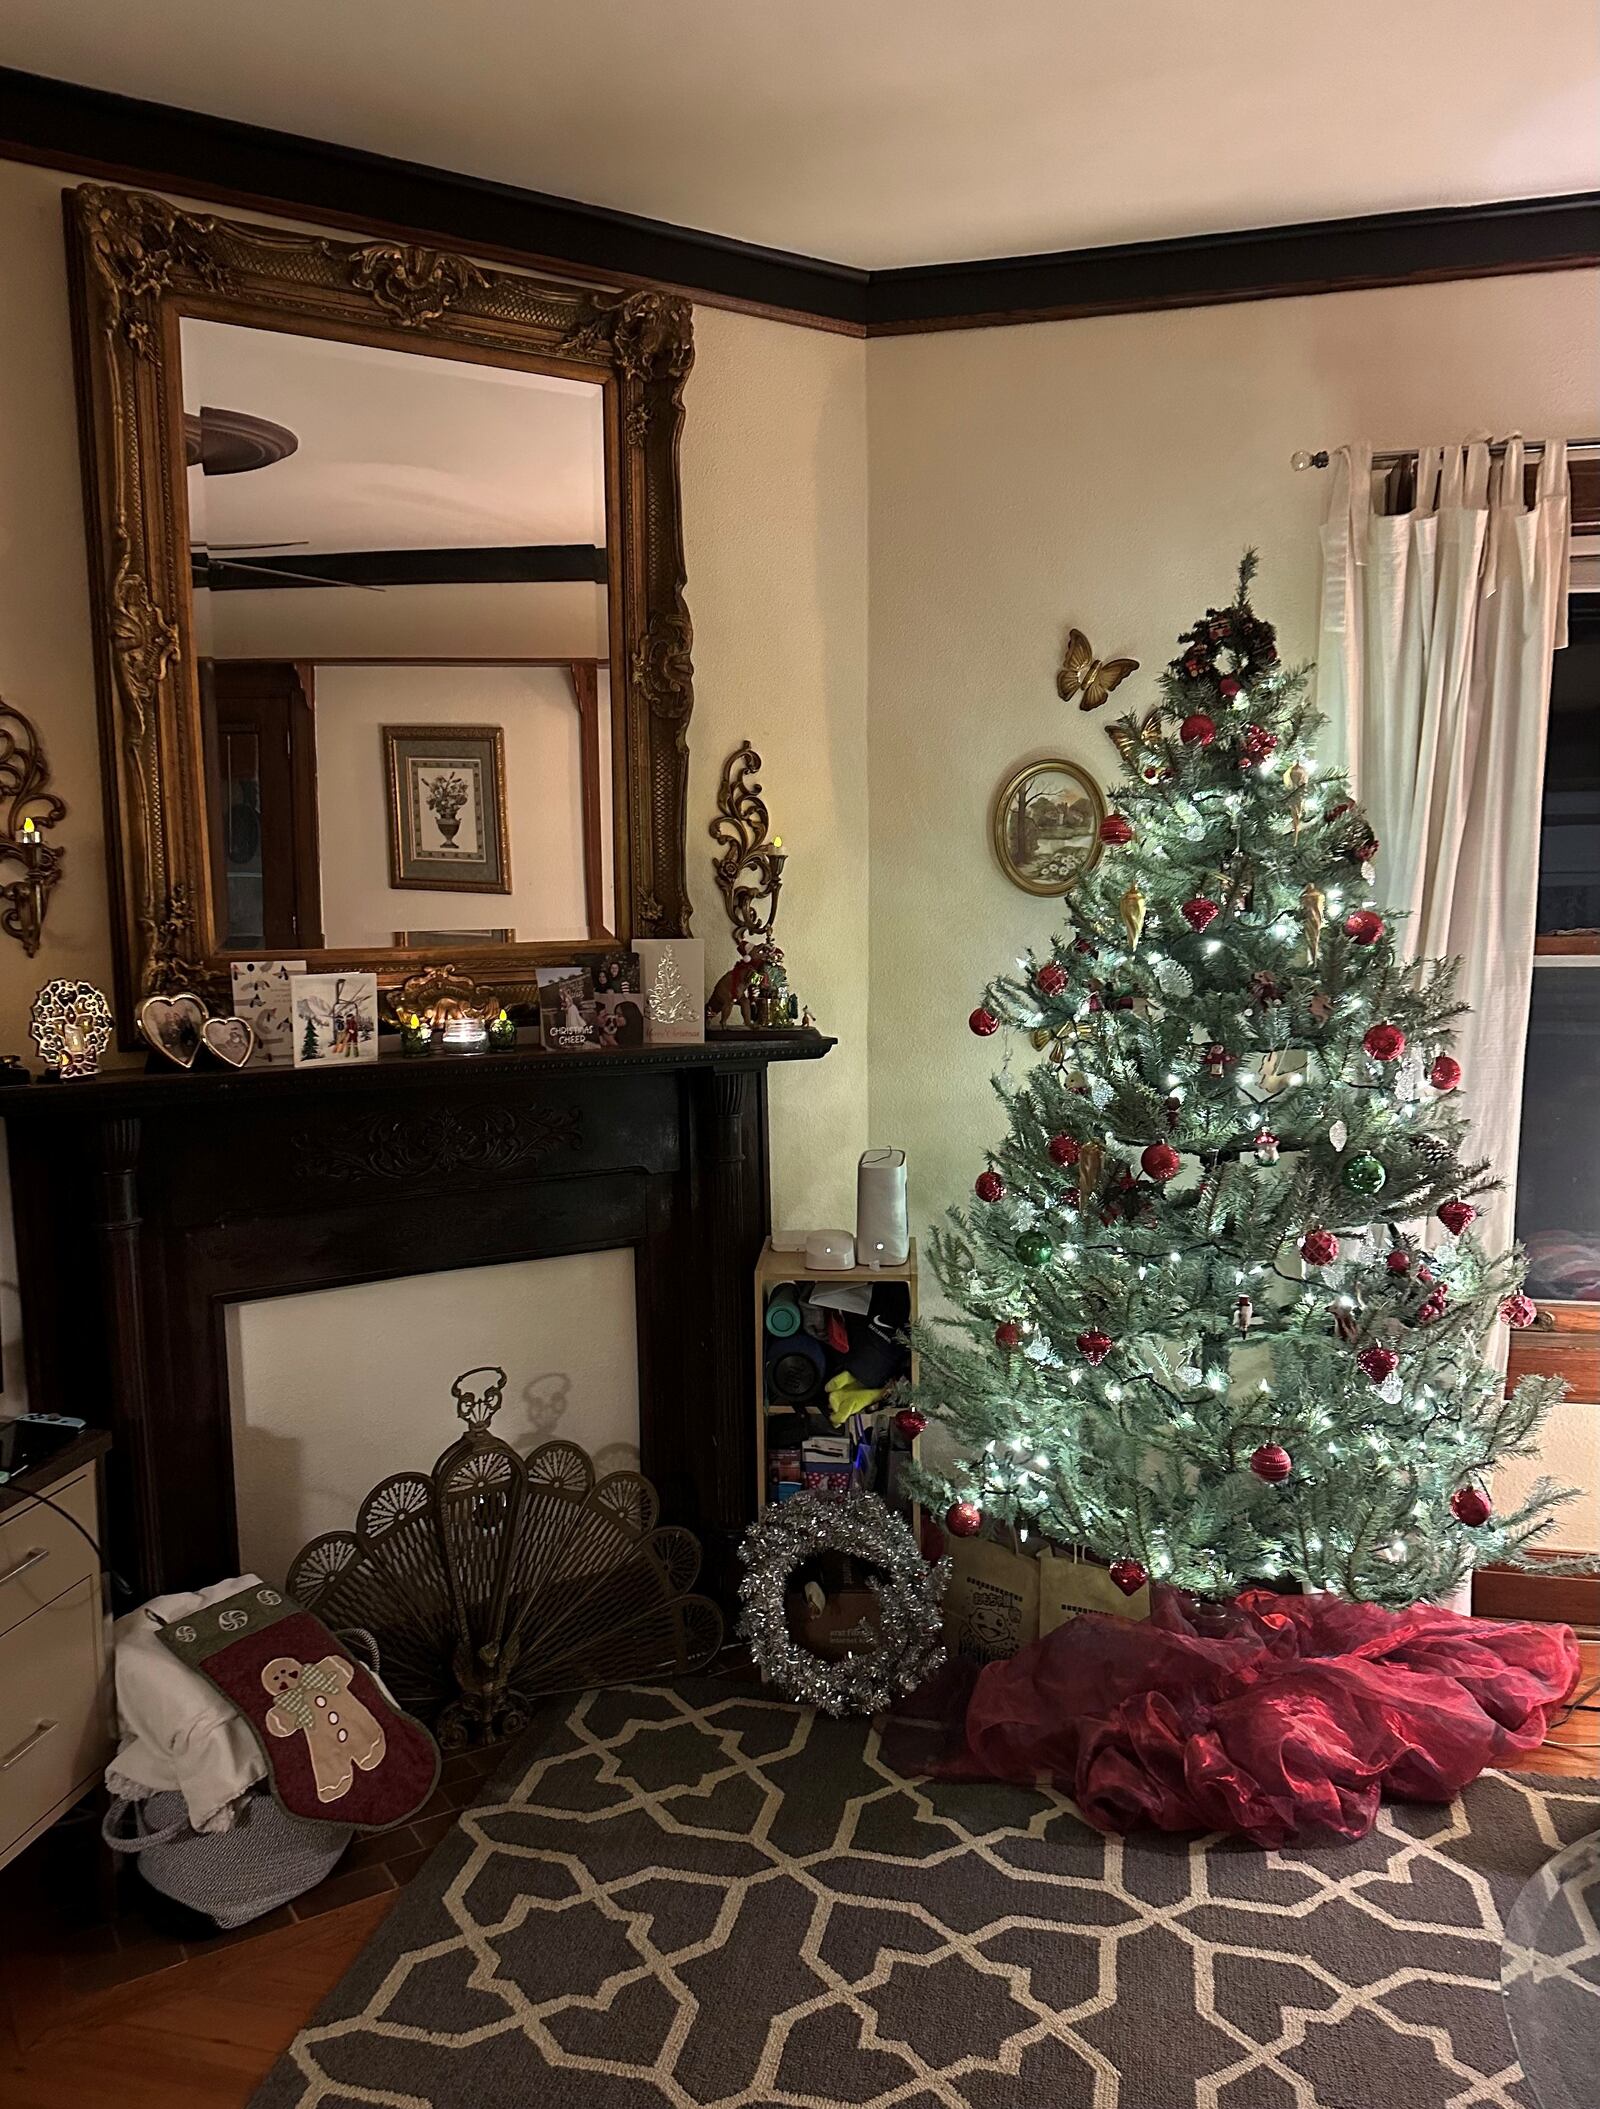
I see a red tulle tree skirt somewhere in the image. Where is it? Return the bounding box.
[888,1589,1580,1847]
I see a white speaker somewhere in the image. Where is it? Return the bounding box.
[856,1148,909,1268]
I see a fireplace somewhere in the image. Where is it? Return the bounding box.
[2,1035,830,1597]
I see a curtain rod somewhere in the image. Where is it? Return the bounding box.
[1293,439,1600,471]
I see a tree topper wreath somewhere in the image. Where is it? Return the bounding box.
[737,1492,948,1716]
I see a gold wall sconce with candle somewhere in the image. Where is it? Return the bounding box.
[707,741,809,1030]
[0,701,66,957]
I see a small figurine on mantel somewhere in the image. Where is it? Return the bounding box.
[706,740,814,1033]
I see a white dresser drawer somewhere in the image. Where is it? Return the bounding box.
[0,1466,99,1642]
[0,1577,107,1862]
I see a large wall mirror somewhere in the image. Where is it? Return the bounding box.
[67,184,695,1029]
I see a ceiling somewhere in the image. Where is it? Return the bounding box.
[180,321,606,554]
[7,2,1599,269]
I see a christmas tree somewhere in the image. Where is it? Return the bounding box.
[912,555,1575,1609]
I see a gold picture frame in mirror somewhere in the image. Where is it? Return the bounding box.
[66,183,696,1032]
[991,758,1106,897]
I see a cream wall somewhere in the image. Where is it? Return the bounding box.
[865,268,1600,1543]
[682,305,871,1234]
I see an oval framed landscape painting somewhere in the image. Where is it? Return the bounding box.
[992,758,1106,896]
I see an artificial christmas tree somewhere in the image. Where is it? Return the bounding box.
[913,555,1576,1611]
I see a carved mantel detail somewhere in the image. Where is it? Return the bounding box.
[297,1103,583,1184]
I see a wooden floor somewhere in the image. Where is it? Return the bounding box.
[4,1641,1596,2109]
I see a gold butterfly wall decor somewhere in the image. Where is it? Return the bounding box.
[1057,628,1140,712]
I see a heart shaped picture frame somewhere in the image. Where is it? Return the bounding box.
[202,1014,255,1069]
[136,992,209,1070]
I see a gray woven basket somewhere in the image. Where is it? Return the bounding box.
[102,1787,351,1928]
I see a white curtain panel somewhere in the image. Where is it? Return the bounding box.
[1316,437,1571,1261]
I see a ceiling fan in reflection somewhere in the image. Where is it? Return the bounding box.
[184,403,385,592]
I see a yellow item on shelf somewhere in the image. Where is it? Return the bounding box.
[825,1373,887,1427]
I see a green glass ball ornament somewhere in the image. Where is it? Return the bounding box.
[1014,1227,1054,1268]
[1341,1152,1387,1196]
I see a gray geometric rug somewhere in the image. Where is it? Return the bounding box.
[250,1680,1600,2109]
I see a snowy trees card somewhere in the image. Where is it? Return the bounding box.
[290,972,379,1067]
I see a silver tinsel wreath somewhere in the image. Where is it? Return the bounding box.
[736,1491,949,1716]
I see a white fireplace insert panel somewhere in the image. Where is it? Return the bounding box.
[226,1249,640,1588]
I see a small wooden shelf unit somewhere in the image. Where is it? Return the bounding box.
[753,1238,919,1514]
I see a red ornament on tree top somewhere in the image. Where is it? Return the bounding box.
[1108,1557,1147,1597]
[1099,813,1134,846]
[1300,1228,1340,1267]
[1219,675,1241,699]
[1499,1293,1538,1329]
[1249,1443,1292,1484]
[974,1169,1005,1204]
[1450,1486,1492,1528]
[1035,961,1068,996]
[1179,713,1216,747]
[1363,1022,1406,1062]
[945,1501,984,1539]
[1046,1132,1080,1167]
[1437,1199,1477,1237]
[969,1006,999,1037]
[1429,1054,1462,1092]
[1344,909,1384,945]
[1140,1142,1181,1183]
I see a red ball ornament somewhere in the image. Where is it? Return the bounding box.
[994,1320,1022,1351]
[1500,1293,1538,1329]
[1076,1328,1114,1365]
[1415,1298,1445,1327]
[1386,1249,1412,1275]
[974,1169,1005,1204]
[1239,724,1278,766]
[945,1501,984,1539]
[1219,675,1241,699]
[1249,1443,1292,1484]
[1035,961,1068,996]
[1181,897,1220,933]
[1300,1228,1340,1267]
[1140,1142,1181,1183]
[968,1006,1000,1037]
[1353,836,1381,865]
[1357,1344,1399,1385]
[1344,910,1385,945]
[1179,712,1217,747]
[1437,1199,1477,1237]
[893,1408,927,1439]
[1099,813,1134,846]
[1046,1133,1081,1167]
[1108,1557,1147,1597]
[1363,1022,1406,1062]
[1074,936,1096,955]
[1450,1486,1492,1529]
[1429,1054,1462,1092]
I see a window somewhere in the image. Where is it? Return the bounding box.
[1511,591,1600,1405]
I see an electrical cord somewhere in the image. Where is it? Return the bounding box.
[3,1482,136,1603]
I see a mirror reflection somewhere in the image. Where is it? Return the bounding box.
[180,319,613,952]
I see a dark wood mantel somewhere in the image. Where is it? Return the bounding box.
[2,1033,832,1598]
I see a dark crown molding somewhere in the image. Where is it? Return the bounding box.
[2,66,1596,336]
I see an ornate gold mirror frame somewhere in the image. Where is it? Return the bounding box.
[65,182,695,1030]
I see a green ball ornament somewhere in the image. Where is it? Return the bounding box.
[1341,1152,1387,1196]
[1014,1228,1054,1268]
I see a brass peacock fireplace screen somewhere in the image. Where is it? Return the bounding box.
[286,1367,724,1748]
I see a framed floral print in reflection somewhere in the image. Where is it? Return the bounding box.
[383,725,510,894]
